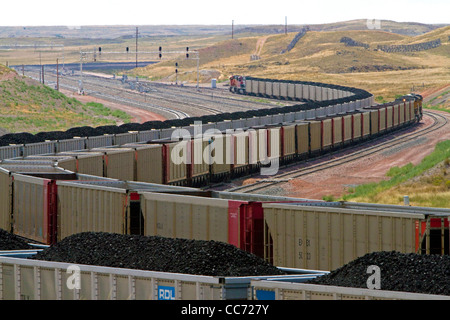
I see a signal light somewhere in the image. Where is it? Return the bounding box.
[186,47,189,58]
[126,47,129,52]
[159,46,162,58]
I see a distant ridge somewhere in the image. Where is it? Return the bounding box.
[236,19,448,37]
[0,20,447,39]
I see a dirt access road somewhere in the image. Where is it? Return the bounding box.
[61,88,167,124]
[279,86,450,200]
[226,85,450,200]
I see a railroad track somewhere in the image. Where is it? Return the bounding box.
[66,74,225,117]
[135,80,284,110]
[226,110,448,194]
[78,73,287,115]
[21,69,191,119]
[20,66,284,120]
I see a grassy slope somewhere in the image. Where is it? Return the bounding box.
[341,141,450,208]
[0,65,131,134]
[129,26,450,208]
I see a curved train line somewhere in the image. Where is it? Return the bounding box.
[227,110,447,194]
[20,67,283,119]
[21,69,191,119]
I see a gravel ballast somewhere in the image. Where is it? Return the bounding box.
[307,251,450,296]
[31,232,286,277]
[0,228,34,250]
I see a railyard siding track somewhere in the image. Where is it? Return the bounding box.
[227,111,446,194]
[21,67,282,119]
[135,80,281,110]
[22,69,190,119]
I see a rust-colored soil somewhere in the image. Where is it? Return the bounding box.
[282,109,450,201]
[61,89,167,123]
[421,84,450,101]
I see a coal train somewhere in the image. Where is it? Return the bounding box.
[0,76,423,186]
[0,77,446,301]
[0,76,425,247]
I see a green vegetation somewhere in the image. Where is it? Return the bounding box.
[0,77,81,110]
[342,140,450,207]
[85,102,131,123]
[322,195,337,202]
[0,72,132,134]
[375,96,388,103]
[423,90,450,112]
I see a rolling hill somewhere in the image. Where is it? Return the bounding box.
[133,25,449,102]
[1,20,446,39]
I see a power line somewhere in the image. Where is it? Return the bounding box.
[136,27,139,68]
[78,49,201,91]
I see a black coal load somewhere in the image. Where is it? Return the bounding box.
[307,251,450,296]
[0,77,373,148]
[119,122,145,132]
[134,121,164,130]
[0,228,34,250]
[35,130,71,141]
[95,125,128,135]
[0,132,42,146]
[65,126,102,138]
[31,232,286,277]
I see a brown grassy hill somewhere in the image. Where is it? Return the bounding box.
[236,20,447,36]
[133,26,449,102]
[308,19,443,36]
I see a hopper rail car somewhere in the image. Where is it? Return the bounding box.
[1,77,443,301]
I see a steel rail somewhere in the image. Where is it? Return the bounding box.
[226,111,447,194]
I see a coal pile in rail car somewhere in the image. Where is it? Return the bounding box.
[0,132,42,146]
[141,120,170,130]
[307,251,450,296]
[31,232,286,277]
[35,130,70,141]
[0,228,34,250]
[119,122,145,132]
[164,119,192,128]
[65,126,103,138]
[95,125,128,135]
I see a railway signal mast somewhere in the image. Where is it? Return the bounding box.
[0,43,65,88]
[78,47,200,93]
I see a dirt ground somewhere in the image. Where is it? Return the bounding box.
[60,89,167,123]
[280,85,450,200]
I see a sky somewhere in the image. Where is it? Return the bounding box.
[1,0,449,26]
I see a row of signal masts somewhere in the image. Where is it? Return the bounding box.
[0,43,200,92]
[79,46,200,93]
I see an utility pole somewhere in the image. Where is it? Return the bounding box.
[285,16,287,35]
[196,51,199,91]
[56,58,59,91]
[39,52,42,83]
[79,50,84,94]
[232,20,234,39]
[136,27,138,68]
